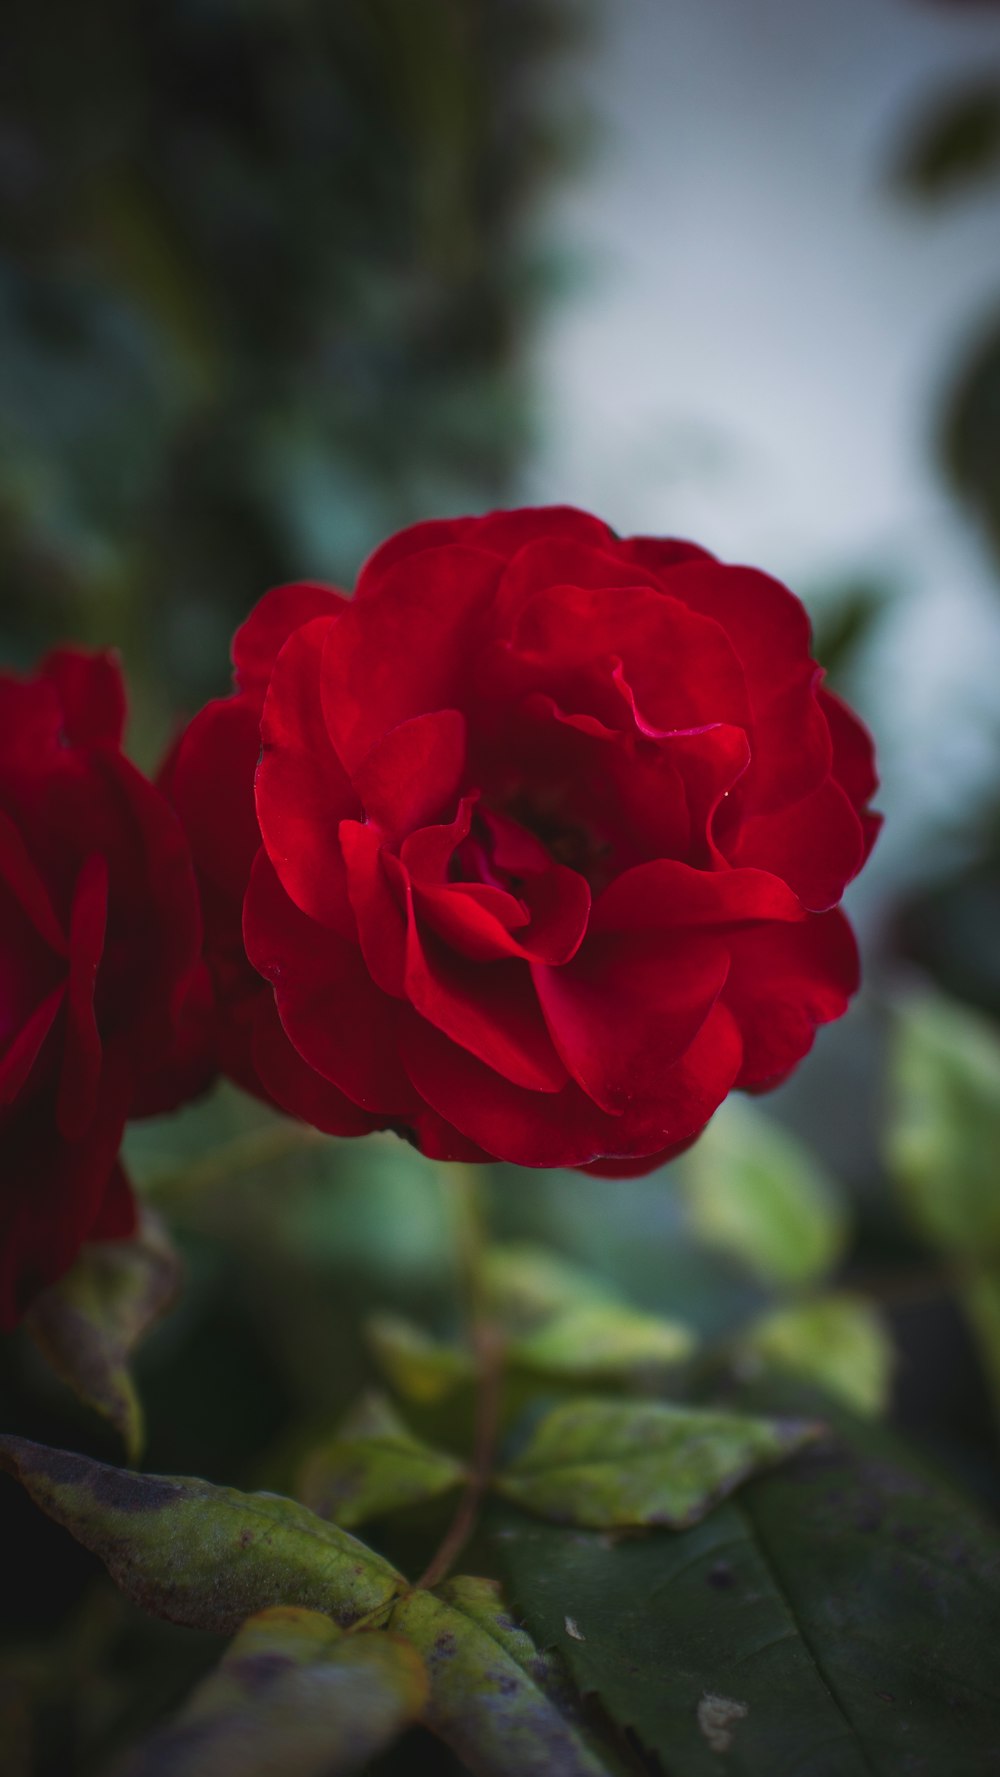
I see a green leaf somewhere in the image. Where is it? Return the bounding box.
[511,1300,694,1383]
[390,1578,612,1776]
[366,1313,475,1406]
[740,1292,894,1417]
[887,993,1000,1258]
[114,1607,427,1776]
[24,1209,180,1463]
[495,1398,818,1529]
[484,1241,695,1383]
[681,1097,845,1288]
[296,1393,467,1528]
[483,1243,616,1330]
[493,1408,1000,1776]
[0,1437,403,1633]
[887,994,1000,1423]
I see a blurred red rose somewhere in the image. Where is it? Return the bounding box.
[168,507,880,1175]
[0,650,204,1327]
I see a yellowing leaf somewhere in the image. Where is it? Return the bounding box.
[115,1607,427,1777]
[24,1209,180,1463]
[390,1579,612,1776]
[0,1436,404,1634]
[496,1398,818,1529]
[297,1393,466,1528]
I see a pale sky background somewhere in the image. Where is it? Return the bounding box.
[525,0,1000,913]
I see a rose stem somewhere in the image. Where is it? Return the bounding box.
[416,1164,504,1592]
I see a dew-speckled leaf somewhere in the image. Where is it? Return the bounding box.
[366,1314,474,1405]
[297,1392,467,1527]
[495,1398,818,1529]
[0,1437,403,1633]
[24,1210,180,1463]
[114,1607,427,1776]
[682,1098,844,1288]
[493,1411,1000,1776]
[390,1580,612,1777]
[740,1293,893,1417]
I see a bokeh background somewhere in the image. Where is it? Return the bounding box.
[3,2,1000,1772]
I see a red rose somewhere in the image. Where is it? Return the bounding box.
[0,650,204,1326]
[169,507,879,1175]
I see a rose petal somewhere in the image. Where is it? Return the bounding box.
[257,617,358,934]
[57,854,108,1140]
[0,986,64,1105]
[232,581,347,693]
[590,859,805,934]
[353,709,467,838]
[819,685,880,814]
[244,849,415,1114]
[399,869,567,1093]
[534,932,730,1114]
[729,778,865,911]
[170,697,263,901]
[663,563,832,810]
[724,910,859,1089]
[339,820,407,997]
[88,1160,138,1240]
[41,648,127,746]
[357,507,614,602]
[400,999,741,1169]
[322,547,502,772]
[251,997,385,1137]
[0,807,68,954]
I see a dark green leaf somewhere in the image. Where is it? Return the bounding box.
[0,1437,404,1633]
[114,1607,427,1776]
[495,1398,818,1528]
[24,1210,180,1462]
[296,1393,467,1528]
[494,1411,1000,1775]
[681,1099,844,1288]
[896,82,1000,201]
[940,314,1000,569]
[740,1293,893,1417]
[390,1578,612,1776]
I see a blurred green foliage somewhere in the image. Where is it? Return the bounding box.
[0,0,582,732]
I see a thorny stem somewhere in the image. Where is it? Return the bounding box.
[416,1165,504,1592]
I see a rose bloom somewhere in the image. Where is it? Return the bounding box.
[168,507,879,1176]
[0,650,204,1327]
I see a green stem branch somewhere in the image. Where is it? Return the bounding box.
[417,1166,503,1591]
